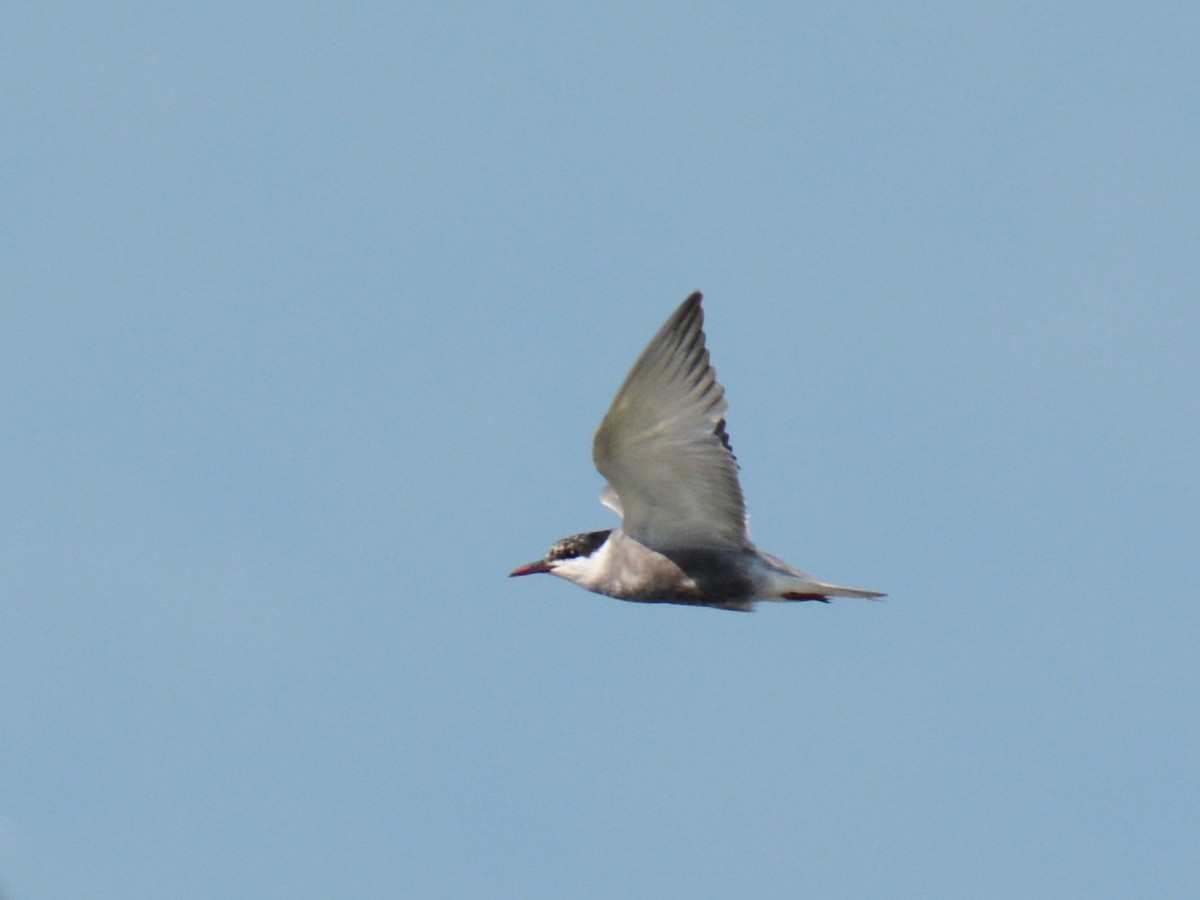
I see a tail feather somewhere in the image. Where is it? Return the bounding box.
[780,581,885,601]
[812,581,885,599]
[758,553,885,602]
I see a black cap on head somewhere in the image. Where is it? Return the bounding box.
[549,529,612,561]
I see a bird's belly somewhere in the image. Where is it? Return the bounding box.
[600,539,757,610]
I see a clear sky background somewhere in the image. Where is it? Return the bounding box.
[4,4,1198,898]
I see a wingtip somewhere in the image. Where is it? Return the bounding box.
[673,291,704,325]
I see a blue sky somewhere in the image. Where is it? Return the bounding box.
[4,3,1198,897]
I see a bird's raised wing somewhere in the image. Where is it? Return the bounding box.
[592,292,748,551]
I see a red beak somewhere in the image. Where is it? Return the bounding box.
[509,559,553,577]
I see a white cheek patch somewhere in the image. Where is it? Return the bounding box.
[550,537,615,592]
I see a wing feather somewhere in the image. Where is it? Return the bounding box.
[592,292,748,550]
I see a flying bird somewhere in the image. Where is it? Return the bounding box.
[510,292,884,611]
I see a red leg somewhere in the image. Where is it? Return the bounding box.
[781,592,830,603]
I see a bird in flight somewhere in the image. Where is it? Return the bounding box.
[510,292,884,611]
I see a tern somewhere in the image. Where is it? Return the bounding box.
[510,292,884,612]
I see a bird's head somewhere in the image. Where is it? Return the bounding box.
[509,529,613,580]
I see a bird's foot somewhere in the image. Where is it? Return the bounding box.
[781,592,830,603]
